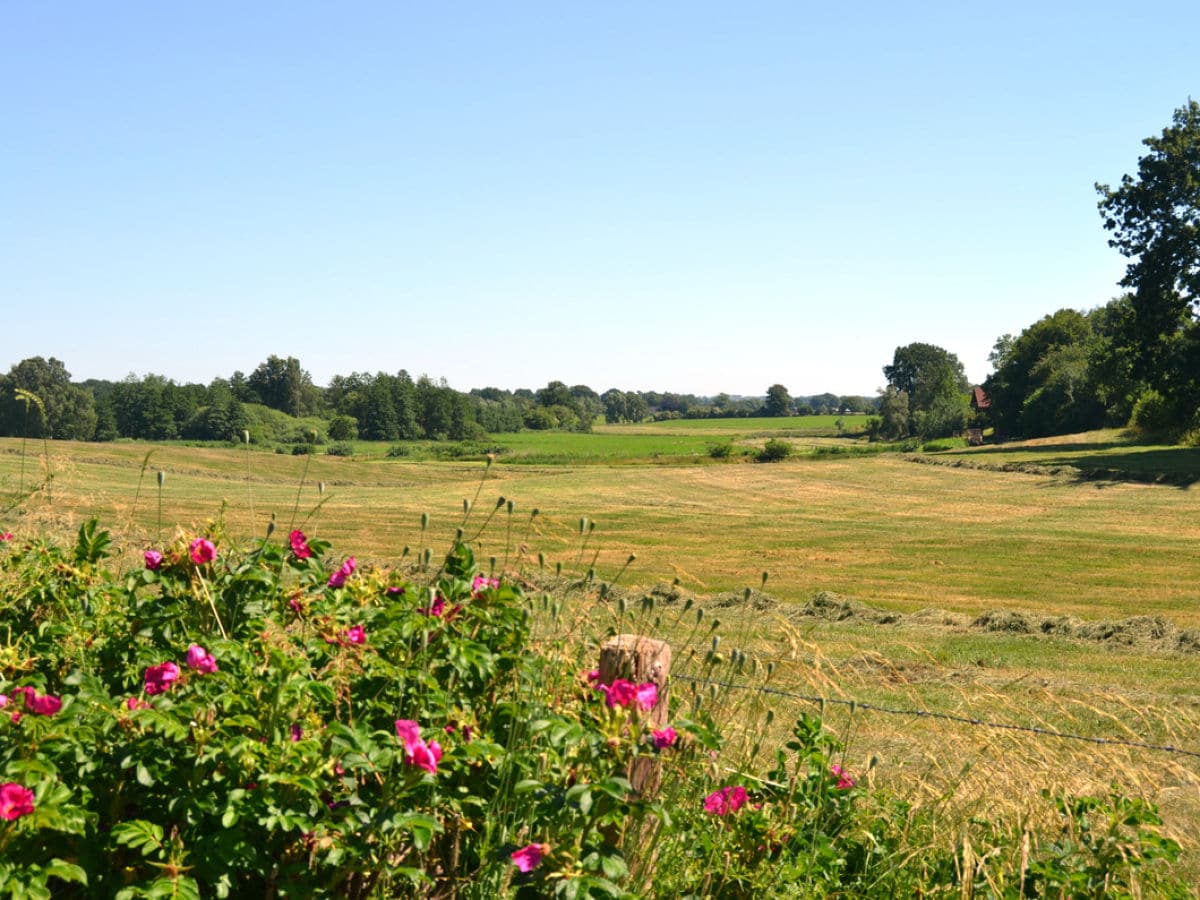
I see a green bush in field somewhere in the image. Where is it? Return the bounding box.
[757,439,792,462]
[0,522,1185,897]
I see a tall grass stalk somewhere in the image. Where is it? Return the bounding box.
[243,430,254,536]
[287,450,313,534]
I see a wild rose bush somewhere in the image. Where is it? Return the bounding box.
[0,521,1187,898]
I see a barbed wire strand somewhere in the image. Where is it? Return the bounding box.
[673,673,1200,761]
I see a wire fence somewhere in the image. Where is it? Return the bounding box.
[672,672,1200,761]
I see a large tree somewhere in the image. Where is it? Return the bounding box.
[1097,100,1200,419]
[883,343,968,438]
[0,357,97,440]
[763,384,792,417]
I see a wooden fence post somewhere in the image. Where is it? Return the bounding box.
[599,633,671,797]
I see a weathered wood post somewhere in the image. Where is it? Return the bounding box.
[599,633,671,797]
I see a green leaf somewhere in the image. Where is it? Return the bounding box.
[136,761,154,786]
[42,859,88,886]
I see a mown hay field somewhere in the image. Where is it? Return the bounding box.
[4,429,1200,876]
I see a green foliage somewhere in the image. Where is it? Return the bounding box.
[0,358,96,440]
[763,384,792,417]
[707,442,735,459]
[757,439,792,462]
[1129,389,1175,438]
[874,386,910,441]
[325,442,354,457]
[883,343,968,439]
[1097,100,1200,417]
[326,414,358,441]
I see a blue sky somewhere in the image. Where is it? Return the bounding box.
[2,2,1195,397]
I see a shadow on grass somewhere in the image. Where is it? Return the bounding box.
[928,444,1200,488]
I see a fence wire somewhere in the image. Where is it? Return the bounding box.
[673,673,1200,761]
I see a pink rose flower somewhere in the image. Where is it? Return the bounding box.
[126,697,151,711]
[289,529,313,560]
[471,575,499,596]
[14,686,61,716]
[343,625,366,645]
[511,842,548,873]
[704,785,749,816]
[395,719,442,775]
[417,595,446,617]
[189,538,216,565]
[144,661,180,695]
[635,682,658,711]
[597,678,638,708]
[831,764,855,790]
[185,644,218,674]
[0,694,6,708]
[0,783,35,821]
[144,550,163,570]
[0,532,12,542]
[328,556,356,588]
[290,723,303,742]
[652,726,678,750]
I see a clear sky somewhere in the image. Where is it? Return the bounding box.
[2,2,1195,397]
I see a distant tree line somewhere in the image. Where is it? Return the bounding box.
[0,355,871,445]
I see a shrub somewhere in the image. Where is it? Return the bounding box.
[386,444,412,457]
[757,439,792,462]
[327,414,359,441]
[707,442,735,459]
[1129,389,1176,438]
[325,442,354,457]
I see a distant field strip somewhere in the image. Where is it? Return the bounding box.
[2,438,1198,626]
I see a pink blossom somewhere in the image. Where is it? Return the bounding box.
[596,678,659,710]
[471,575,499,596]
[343,625,366,645]
[511,842,548,873]
[635,682,659,711]
[144,550,164,570]
[395,719,442,775]
[185,644,218,674]
[0,695,6,708]
[289,596,303,613]
[144,661,180,695]
[126,697,151,711]
[328,556,356,588]
[652,726,678,750]
[0,783,35,821]
[704,785,749,816]
[290,723,303,742]
[9,712,20,724]
[386,586,405,596]
[0,532,12,542]
[831,764,855,790]
[14,686,61,716]
[585,669,601,683]
[289,529,313,560]
[417,595,446,617]
[189,538,216,565]
[597,678,638,708]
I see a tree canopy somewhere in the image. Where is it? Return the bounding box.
[882,343,968,439]
[1097,100,1200,420]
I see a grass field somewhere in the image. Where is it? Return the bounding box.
[4,427,1200,874]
